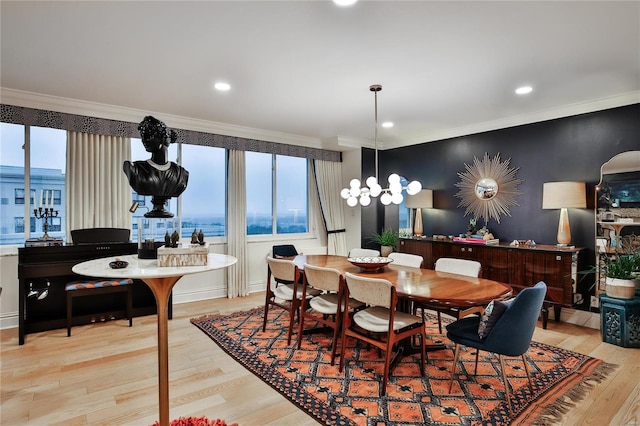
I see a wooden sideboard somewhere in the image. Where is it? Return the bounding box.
[398,237,585,328]
[18,243,172,344]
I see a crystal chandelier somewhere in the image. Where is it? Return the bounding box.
[340,84,422,207]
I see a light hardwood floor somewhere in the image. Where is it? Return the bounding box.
[2,293,638,426]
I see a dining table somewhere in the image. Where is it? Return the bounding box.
[294,254,512,354]
[72,253,237,426]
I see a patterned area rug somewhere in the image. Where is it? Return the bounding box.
[191,308,615,426]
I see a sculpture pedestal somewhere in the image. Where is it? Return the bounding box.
[157,243,209,267]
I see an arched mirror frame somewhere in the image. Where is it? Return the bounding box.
[594,150,640,294]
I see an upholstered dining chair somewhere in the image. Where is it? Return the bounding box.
[418,257,483,333]
[446,281,547,414]
[348,248,381,258]
[264,256,316,345]
[340,272,426,396]
[388,252,424,268]
[297,264,363,364]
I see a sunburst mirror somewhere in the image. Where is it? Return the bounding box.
[455,153,523,224]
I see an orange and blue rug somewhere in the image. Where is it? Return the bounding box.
[191,308,615,425]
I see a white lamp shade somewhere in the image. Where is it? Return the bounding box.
[406,189,433,208]
[542,182,586,209]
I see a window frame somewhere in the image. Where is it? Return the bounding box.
[246,154,313,242]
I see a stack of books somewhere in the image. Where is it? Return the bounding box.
[453,236,499,245]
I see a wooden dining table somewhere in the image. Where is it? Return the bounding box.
[294,254,512,355]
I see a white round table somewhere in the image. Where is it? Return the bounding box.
[72,253,237,426]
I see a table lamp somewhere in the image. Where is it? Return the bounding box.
[406,189,433,236]
[542,181,586,246]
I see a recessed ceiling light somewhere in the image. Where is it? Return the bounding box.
[334,0,357,6]
[515,85,533,95]
[214,82,231,91]
[382,121,394,128]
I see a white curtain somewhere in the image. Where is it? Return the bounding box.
[227,150,249,298]
[65,132,131,241]
[313,160,348,256]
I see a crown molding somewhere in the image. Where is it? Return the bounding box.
[384,91,640,150]
[3,87,637,152]
[0,88,322,149]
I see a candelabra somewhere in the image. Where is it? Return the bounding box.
[33,207,59,240]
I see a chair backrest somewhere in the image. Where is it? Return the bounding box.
[484,281,547,356]
[303,263,342,292]
[388,252,423,268]
[435,257,481,277]
[344,272,393,308]
[71,228,130,244]
[266,256,297,283]
[349,248,381,258]
[272,244,299,258]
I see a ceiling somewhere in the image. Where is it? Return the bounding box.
[1,1,638,152]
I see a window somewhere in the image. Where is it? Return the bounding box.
[179,144,226,238]
[50,217,61,232]
[276,155,308,234]
[15,217,24,233]
[0,124,66,244]
[246,152,273,235]
[15,189,26,204]
[246,152,308,236]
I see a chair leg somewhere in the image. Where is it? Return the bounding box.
[66,292,73,337]
[521,354,533,390]
[297,301,306,349]
[437,311,442,334]
[329,313,341,366]
[474,350,480,375]
[498,354,513,414]
[126,286,133,327]
[448,343,461,392]
[381,340,393,396]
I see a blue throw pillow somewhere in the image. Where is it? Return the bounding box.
[478,298,514,339]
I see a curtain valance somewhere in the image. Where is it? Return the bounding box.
[0,104,341,162]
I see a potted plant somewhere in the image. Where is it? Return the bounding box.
[370,228,399,257]
[599,252,640,299]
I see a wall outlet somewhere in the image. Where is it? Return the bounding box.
[590,296,599,309]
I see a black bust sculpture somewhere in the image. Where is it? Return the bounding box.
[123,116,189,217]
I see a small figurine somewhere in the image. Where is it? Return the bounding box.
[164,231,171,246]
[170,230,180,247]
[198,229,205,245]
[466,218,477,238]
[191,228,198,244]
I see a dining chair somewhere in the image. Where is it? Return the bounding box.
[340,272,426,396]
[297,264,363,364]
[446,281,547,414]
[417,257,483,333]
[388,252,423,268]
[272,244,299,258]
[264,256,315,345]
[348,248,381,258]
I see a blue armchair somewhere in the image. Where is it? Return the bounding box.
[446,281,547,414]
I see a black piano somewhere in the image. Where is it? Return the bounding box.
[18,243,171,345]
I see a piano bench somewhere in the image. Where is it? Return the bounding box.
[65,278,133,336]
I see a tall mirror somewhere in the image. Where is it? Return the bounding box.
[594,150,640,294]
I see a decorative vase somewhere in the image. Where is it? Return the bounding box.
[381,245,393,257]
[605,277,636,299]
